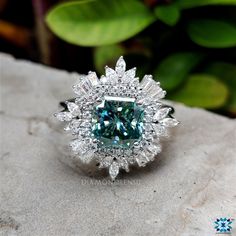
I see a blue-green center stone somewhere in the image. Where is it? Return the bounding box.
[92,96,144,148]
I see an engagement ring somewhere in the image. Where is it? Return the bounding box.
[55,56,179,180]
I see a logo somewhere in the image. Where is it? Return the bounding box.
[214,218,233,234]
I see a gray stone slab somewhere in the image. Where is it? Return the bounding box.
[0,53,236,236]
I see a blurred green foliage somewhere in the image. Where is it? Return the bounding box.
[46,0,236,116]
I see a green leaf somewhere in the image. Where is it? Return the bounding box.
[94,44,125,74]
[46,0,155,46]
[153,52,202,91]
[168,74,229,109]
[205,62,236,113]
[154,5,180,26]
[175,0,236,9]
[187,19,236,48]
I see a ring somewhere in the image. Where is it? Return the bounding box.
[55,56,179,180]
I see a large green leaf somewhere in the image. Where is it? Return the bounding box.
[168,74,229,109]
[175,0,236,9]
[205,62,236,113]
[153,52,202,91]
[94,44,125,74]
[46,0,155,46]
[188,19,236,48]
[154,5,180,26]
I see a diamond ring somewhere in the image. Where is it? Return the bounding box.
[55,56,179,180]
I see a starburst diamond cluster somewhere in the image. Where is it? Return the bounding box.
[55,57,179,180]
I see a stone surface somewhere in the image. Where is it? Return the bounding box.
[0,53,236,236]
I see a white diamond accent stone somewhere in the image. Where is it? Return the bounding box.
[80,120,91,128]
[123,67,136,82]
[160,118,179,127]
[147,143,162,155]
[105,66,118,83]
[153,124,168,137]
[140,75,156,91]
[144,123,154,132]
[67,102,80,116]
[109,162,119,180]
[87,71,99,86]
[79,150,94,164]
[70,139,95,164]
[72,84,84,96]
[115,56,126,77]
[153,107,171,121]
[80,77,93,93]
[143,149,155,161]
[119,158,129,172]
[136,154,149,167]
[55,112,73,122]
[149,87,166,100]
[64,123,71,131]
[99,156,113,168]
[70,139,83,153]
[69,119,81,133]
[100,75,109,84]
[73,77,93,95]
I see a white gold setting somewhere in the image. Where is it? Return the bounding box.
[55,56,179,180]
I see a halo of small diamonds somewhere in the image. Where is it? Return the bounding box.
[55,56,179,180]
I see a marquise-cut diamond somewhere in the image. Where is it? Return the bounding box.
[160,118,179,127]
[105,66,118,83]
[123,68,136,82]
[153,107,171,121]
[55,112,73,122]
[115,56,126,77]
[109,161,120,180]
[92,96,144,148]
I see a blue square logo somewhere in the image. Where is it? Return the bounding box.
[214,218,233,234]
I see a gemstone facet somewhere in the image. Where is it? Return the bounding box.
[92,96,144,148]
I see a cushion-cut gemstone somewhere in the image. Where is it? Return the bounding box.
[92,96,144,148]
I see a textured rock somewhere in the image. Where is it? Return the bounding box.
[0,53,236,236]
